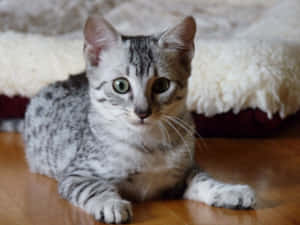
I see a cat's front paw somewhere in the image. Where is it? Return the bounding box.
[90,199,132,224]
[210,185,256,209]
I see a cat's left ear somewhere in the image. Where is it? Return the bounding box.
[158,16,196,60]
[84,16,120,67]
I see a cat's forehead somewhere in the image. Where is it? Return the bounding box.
[121,35,159,78]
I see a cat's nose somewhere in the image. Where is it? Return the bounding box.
[134,107,152,119]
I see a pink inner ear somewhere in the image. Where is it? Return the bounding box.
[93,48,101,66]
[84,16,119,67]
[89,46,102,66]
[84,43,101,66]
[160,17,196,51]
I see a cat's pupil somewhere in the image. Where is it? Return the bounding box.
[119,82,125,90]
[153,78,170,94]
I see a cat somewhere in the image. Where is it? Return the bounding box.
[23,16,255,224]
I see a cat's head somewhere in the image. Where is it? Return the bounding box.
[84,16,196,132]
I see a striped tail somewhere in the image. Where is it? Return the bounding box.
[0,119,24,133]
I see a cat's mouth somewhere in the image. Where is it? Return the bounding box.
[140,119,146,125]
[137,119,150,125]
[127,113,157,128]
[130,118,151,126]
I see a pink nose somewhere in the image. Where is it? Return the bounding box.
[134,108,152,119]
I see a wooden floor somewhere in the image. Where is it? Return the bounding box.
[1,119,300,225]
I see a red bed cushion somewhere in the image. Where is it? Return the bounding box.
[192,109,285,137]
[0,95,29,118]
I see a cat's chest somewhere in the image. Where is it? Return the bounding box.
[118,149,190,201]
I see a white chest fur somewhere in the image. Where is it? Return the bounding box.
[117,143,193,202]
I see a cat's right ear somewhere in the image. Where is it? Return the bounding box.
[84,16,120,67]
[158,16,196,61]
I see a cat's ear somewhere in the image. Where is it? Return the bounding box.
[158,16,196,57]
[84,16,120,67]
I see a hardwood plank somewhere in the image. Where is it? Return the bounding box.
[0,125,300,225]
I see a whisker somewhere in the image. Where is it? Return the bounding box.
[158,121,168,147]
[172,115,198,136]
[164,116,198,158]
[161,121,172,147]
[165,115,194,137]
[162,117,193,161]
[171,115,209,153]
[141,180,153,201]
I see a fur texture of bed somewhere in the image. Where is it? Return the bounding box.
[188,38,300,119]
[187,0,300,119]
[0,32,83,97]
[1,0,300,119]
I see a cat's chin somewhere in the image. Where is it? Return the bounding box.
[129,123,151,132]
[131,121,150,126]
[127,119,157,132]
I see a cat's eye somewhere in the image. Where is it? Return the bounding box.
[113,78,130,94]
[152,78,170,94]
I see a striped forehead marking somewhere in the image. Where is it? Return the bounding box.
[122,36,157,77]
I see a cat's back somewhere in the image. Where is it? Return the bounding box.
[24,73,89,177]
[25,72,89,120]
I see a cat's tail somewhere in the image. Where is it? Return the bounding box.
[0,119,24,133]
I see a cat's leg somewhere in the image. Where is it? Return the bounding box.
[183,166,256,209]
[58,172,132,224]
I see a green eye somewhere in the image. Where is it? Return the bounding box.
[113,78,130,94]
[152,78,170,94]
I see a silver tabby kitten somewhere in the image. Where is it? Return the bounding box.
[24,16,255,224]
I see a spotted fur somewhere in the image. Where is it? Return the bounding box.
[24,16,255,224]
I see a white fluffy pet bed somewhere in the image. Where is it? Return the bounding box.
[189,39,300,119]
[1,0,299,136]
[0,32,84,97]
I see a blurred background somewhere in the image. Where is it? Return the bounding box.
[0,0,275,38]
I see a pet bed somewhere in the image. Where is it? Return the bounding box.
[1,0,299,137]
